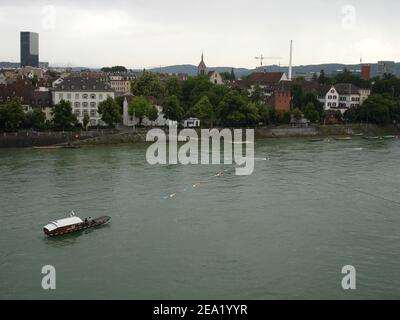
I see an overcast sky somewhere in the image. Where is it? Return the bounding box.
[1,0,399,69]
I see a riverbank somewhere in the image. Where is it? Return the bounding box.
[81,124,400,146]
[1,125,399,148]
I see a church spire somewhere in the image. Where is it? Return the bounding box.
[198,51,207,76]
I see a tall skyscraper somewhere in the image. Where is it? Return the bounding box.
[20,31,39,68]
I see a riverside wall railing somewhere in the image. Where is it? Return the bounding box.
[0,130,119,148]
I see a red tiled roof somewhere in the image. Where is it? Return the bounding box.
[248,72,285,84]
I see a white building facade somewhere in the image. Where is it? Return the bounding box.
[52,77,115,126]
[208,71,223,85]
[319,84,371,114]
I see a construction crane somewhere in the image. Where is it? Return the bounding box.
[255,54,282,67]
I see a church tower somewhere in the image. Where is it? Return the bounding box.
[197,52,207,76]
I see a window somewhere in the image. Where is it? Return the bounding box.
[83,109,89,116]
[90,102,96,108]
[90,110,96,117]
[99,94,103,99]
[75,102,80,108]
[90,94,96,99]
[75,93,79,99]
[59,93,63,100]
[83,102,88,107]
[83,94,88,99]
[75,110,81,116]
[67,93,71,99]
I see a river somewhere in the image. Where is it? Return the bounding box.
[0,138,399,299]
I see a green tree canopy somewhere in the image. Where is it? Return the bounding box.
[98,97,121,127]
[218,90,250,126]
[26,108,46,130]
[303,102,320,123]
[0,98,26,130]
[128,96,155,125]
[250,85,265,104]
[52,100,77,131]
[165,76,181,97]
[131,71,166,99]
[188,96,215,127]
[162,95,184,123]
[101,66,127,73]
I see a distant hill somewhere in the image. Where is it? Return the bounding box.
[150,63,400,78]
[150,65,251,77]
[2,61,400,78]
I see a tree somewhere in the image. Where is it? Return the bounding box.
[290,83,303,109]
[101,66,127,73]
[98,97,121,127]
[257,104,275,125]
[162,95,184,123]
[303,102,320,123]
[128,96,153,125]
[82,114,90,131]
[359,94,392,125]
[250,85,264,104]
[292,108,303,121]
[343,107,358,123]
[52,100,77,131]
[165,76,181,97]
[244,103,261,125]
[26,108,46,130]
[115,96,125,114]
[0,98,26,130]
[318,69,328,84]
[132,71,166,99]
[188,96,214,127]
[217,90,249,126]
[302,93,324,116]
[147,105,159,124]
[275,110,291,125]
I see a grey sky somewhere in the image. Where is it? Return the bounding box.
[1,0,399,68]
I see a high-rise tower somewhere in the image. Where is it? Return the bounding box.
[20,31,39,68]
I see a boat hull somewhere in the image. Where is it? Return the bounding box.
[44,216,111,237]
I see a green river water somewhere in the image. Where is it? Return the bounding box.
[0,138,399,299]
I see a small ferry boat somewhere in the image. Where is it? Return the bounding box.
[43,212,111,237]
[382,135,396,140]
[363,136,380,140]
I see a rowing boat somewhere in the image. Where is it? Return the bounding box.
[335,137,353,141]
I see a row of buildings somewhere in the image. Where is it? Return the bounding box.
[1,47,372,127]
